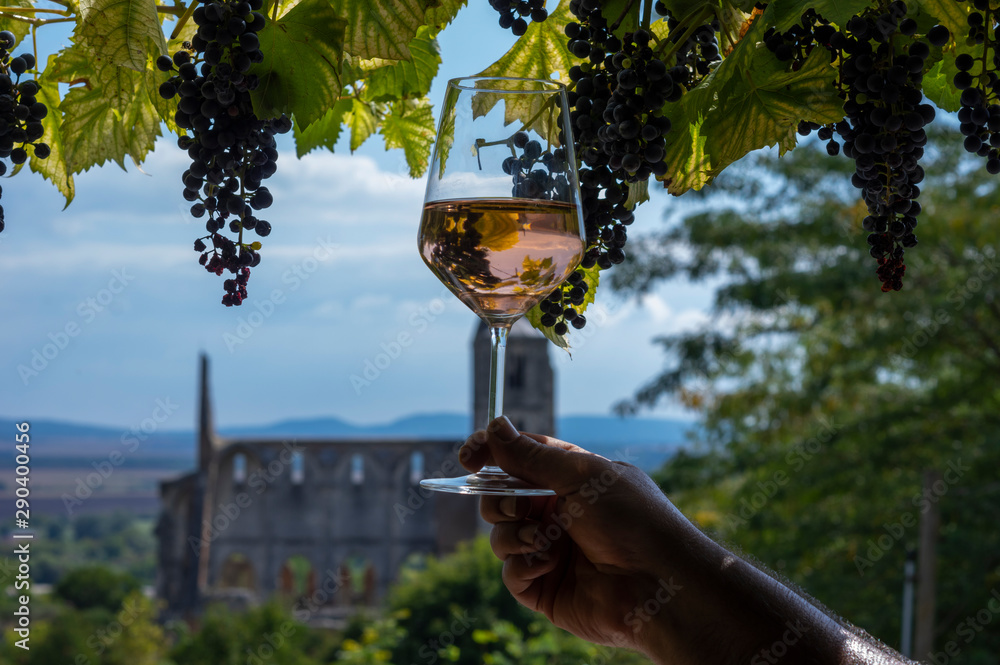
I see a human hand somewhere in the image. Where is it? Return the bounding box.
[459,416,697,658]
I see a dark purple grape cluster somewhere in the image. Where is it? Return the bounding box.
[768,4,949,292]
[502,131,572,200]
[540,0,696,335]
[489,0,548,36]
[952,1,1000,173]
[157,0,290,306]
[0,30,50,234]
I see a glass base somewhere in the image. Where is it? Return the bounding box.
[420,473,556,496]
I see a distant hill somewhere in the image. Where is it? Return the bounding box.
[0,413,696,473]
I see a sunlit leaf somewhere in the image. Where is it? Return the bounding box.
[380,98,435,177]
[293,98,352,157]
[29,64,75,205]
[251,0,347,127]
[330,0,428,60]
[78,0,168,71]
[362,27,440,102]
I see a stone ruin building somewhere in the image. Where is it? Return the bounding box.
[156,320,554,623]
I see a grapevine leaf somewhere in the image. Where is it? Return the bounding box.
[78,0,169,71]
[659,20,843,194]
[478,0,579,84]
[29,65,75,205]
[525,263,601,352]
[624,178,649,210]
[0,0,32,48]
[474,0,582,144]
[765,0,870,31]
[380,98,436,177]
[423,0,466,34]
[293,98,352,157]
[251,0,347,127]
[345,98,379,151]
[600,0,639,36]
[57,58,162,174]
[330,0,428,60]
[922,50,965,112]
[911,0,968,43]
[362,27,441,102]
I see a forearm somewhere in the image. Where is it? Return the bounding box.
[635,519,910,665]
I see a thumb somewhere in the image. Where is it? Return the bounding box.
[484,416,607,495]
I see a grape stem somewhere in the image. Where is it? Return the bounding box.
[610,0,638,32]
[169,2,197,40]
[640,0,653,31]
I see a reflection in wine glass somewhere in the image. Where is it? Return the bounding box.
[417,77,584,495]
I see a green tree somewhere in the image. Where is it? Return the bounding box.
[382,535,650,665]
[54,565,141,613]
[615,128,1000,662]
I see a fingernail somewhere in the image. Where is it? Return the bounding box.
[518,524,537,545]
[499,497,517,518]
[493,416,518,442]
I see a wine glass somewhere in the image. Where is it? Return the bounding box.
[417,76,585,496]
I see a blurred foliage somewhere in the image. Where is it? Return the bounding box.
[0,539,649,663]
[55,565,141,612]
[619,126,1000,662]
[0,590,166,665]
[0,512,156,585]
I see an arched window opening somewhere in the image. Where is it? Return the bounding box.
[232,452,247,484]
[351,453,364,484]
[291,450,304,485]
[409,451,424,484]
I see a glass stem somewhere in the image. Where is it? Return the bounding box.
[479,323,510,478]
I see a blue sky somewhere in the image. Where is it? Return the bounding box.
[0,3,714,431]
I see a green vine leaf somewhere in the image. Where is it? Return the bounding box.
[47,45,162,174]
[331,0,429,60]
[345,98,379,151]
[423,0,467,34]
[361,26,441,102]
[911,0,969,44]
[624,178,649,210]
[78,0,168,71]
[922,48,965,112]
[475,0,582,143]
[380,98,436,177]
[660,19,843,194]
[29,64,75,206]
[251,0,347,127]
[293,98,353,157]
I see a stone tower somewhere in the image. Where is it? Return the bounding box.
[472,319,555,436]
